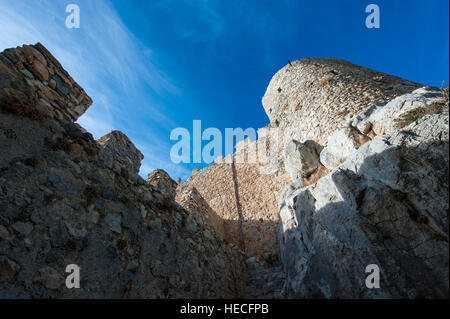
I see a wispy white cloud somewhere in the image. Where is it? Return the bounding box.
[0,0,183,178]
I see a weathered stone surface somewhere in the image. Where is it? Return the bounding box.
[319,127,371,170]
[2,42,447,300]
[176,184,225,237]
[0,44,246,299]
[180,58,424,267]
[253,61,425,222]
[147,169,178,201]
[34,265,63,290]
[97,130,144,176]
[262,58,421,146]
[349,86,445,136]
[284,140,323,180]
[242,254,285,299]
[0,43,92,122]
[318,87,446,171]
[0,256,20,281]
[180,156,290,258]
[279,113,449,298]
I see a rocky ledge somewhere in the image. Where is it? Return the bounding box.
[279,91,449,298]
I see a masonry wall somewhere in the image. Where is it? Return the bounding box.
[0,43,247,298]
[262,58,422,146]
[175,184,226,237]
[180,58,424,260]
[181,142,291,259]
[0,43,92,122]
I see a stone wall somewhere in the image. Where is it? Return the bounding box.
[2,42,442,299]
[181,148,291,259]
[180,58,425,262]
[98,130,144,177]
[147,169,178,201]
[262,58,421,146]
[175,184,226,240]
[0,43,246,298]
[0,43,92,122]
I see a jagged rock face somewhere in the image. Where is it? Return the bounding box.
[0,43,92,122]
[0,44,246,298]
[147,169,177,201]
[278,112,449,298]
[319,87,445,170]
[284,140,324,182]
[319,127,371,170]
[262,58,421,146]
[349,87,446,136]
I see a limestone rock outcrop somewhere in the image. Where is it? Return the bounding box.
[319,87,446,170]
[319,127,371,170]
[284,139,328,187]
[0,44,246,298]
[284,140,322,180]
[279,112,449,298]
[348,86,445,136]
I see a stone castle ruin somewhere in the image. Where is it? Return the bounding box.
[0,43,448,298]
[179,58,421,260]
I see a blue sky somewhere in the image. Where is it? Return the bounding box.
[0,0,448,181]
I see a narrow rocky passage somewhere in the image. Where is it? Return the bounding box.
[242,255,286,299]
